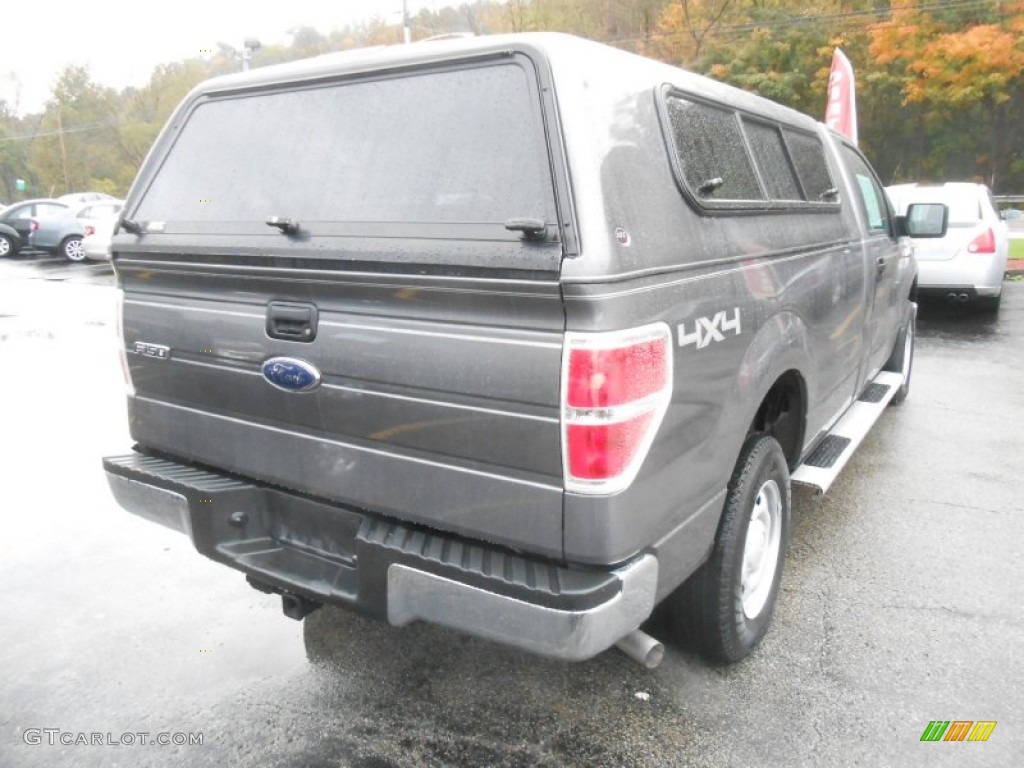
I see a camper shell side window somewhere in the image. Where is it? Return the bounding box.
[657,87,840,215]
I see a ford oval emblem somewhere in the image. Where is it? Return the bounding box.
[261,357,321,393]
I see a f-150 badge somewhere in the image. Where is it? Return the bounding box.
[678,308,741,349]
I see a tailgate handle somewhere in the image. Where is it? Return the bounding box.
[266,302,318,342]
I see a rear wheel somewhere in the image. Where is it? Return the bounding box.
[883,307,915,405]
[667,434,790,663]
[0,233,15,257]
[60,236,86,262]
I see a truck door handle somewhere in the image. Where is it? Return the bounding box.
[266,301,318,342]
[876,256,886,278]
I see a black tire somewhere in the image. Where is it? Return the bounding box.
[60,236,86,262]
[667,434,790,663]
[883,306,915,405]
[0,233,16,258]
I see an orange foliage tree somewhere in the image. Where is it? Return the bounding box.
[871,1,1024,187]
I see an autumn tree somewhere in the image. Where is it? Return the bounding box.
[871,1,1024,188]
[650,0,741,64]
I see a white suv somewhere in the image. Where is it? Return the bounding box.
[886,182,1009,312]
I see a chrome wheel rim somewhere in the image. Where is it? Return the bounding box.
[0,237,10,256]
[65,239,85,261]
[741,479,783,620]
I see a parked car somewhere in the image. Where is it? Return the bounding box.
[103,33,942,667]
[0,199,69,258]
[886,182,1009,311]
[1001,207,1024,238]
[57,192,118,206]
[29,200,124,262]
[0,208,21,257]
[82,204,125,261]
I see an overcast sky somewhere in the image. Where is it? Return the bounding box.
[1,0,454,115]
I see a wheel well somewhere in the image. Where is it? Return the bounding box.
[750,371,806,469]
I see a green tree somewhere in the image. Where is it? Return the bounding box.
[28,66,122,196]
[0,102,34,201]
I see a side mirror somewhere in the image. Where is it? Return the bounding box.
[897,202,948,238]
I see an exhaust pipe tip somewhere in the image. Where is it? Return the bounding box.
[946,292,959,303]
[616,629,664,669]
[958,293,970,303]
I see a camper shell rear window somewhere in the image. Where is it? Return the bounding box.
[132,58,556,236]
[659,88,839,214]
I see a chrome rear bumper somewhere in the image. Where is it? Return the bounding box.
[104,452,659,662]
[387,555,658,661]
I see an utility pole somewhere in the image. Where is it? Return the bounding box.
[403,0,411,44]
[56,103,69,193]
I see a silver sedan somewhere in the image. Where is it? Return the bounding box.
[886,182,1009,312]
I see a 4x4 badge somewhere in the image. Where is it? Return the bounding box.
[678,308,741,349]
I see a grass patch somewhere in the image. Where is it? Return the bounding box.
[1011,238,1024,260]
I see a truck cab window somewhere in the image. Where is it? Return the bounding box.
[841,146,891,235]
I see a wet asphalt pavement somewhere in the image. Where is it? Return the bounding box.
[1,254,1021,767]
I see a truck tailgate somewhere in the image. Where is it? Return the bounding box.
[118,256,565,557]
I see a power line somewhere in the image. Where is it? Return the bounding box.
[0,121,110,143]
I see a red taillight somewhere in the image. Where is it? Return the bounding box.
[85,225,95,236]
[562,324,672,494]
[567,414,654,480]
[567,339,667,408]
[967,228,996,254]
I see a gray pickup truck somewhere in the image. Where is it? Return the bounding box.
[103,33,944,667]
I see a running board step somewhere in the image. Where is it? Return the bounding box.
[791,371,903,495]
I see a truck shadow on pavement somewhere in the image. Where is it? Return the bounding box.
[299,606,712,768]
[290,412,918,768]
